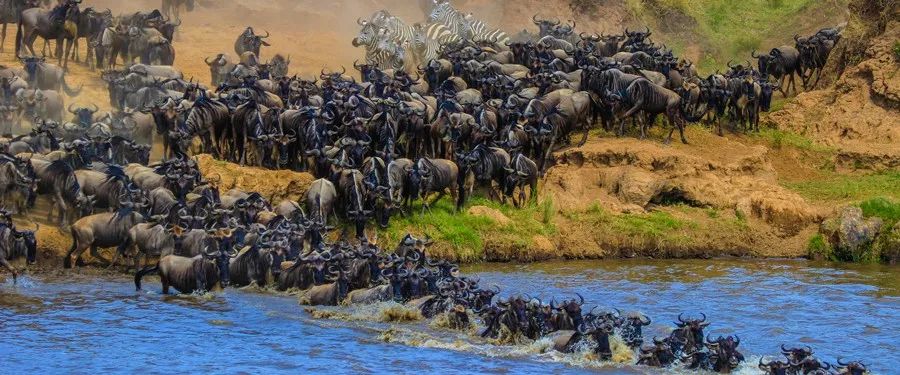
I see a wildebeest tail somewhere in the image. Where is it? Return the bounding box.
[134,264,160,291]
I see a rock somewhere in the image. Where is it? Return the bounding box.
[615,167,662,207]
[878,222,900,265]
[820,206,883,261]
[467,206,511,225]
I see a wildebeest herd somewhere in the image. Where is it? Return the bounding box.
[0,1,868,373]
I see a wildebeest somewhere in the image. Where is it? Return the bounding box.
[0,221,38,282]
[64,207,147,268]
[31,159,95,225]
[228,244,283,287]
[134,251,226,294]
[501,153,538,207]
[606,78,689,144]
[16,88,65,124]
[410,157,460,212]
[18,57,82,96]
[205,54,235,87]
[753,46,801,96]
[16,0,81,68]
[234,27,270,57]
[299,264,351,306]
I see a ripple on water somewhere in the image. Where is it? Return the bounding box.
[0,259,896,374]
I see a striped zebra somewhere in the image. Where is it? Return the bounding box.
[353,24,406,71]
[428,2,509,46]
[411,23,461,64]
[463,13,510,46]
[371,11,417,45]
[428,2,471,40]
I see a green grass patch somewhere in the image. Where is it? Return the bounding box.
[577,204,692,240]
[807,233,833,260]
[785,172,900,202]
[629,0,845,72]
[860,197,900,227]
[752,129,834,153]
[380,195,556,262]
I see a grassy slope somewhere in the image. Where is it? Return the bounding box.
[386,125,897,263]
[626,0,848,72]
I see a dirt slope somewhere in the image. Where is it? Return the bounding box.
[765,1,900,170]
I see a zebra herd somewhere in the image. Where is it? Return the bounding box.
[353,1,508,71]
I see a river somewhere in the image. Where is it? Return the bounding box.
[1,259,896,374]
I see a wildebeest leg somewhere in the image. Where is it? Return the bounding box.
[90,245,111,266]
[540,138,555,176]
[811,68,823,89]
[777,76,788,97]
[110,239,131,269]
[0,23,5,52]
[56,36,66,67]
[25,33,39,58]
[0,257,17,282]
[161,274,170,294]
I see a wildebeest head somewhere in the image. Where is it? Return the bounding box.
[672,313,710,354]
[532,15,560,37]
[238,27,270,54]
[759,357,792,375]
[14,224,39,264]
[19,57,49,85]
[68,104,99,127]
[706,334,744,372]
[834,358,867,375]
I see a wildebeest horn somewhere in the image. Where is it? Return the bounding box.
[67,104,77,113]
[205,56,213,65]
[575,292,584,305]
[532,15,540,25]
[89,104,99,113]
[640,314,651,325]
[261,30,270,38]
[698,312,706,322]
[751,49,759,58]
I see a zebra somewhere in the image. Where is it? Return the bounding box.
[428,1,472,40]
[353,24,406,71]
[428,2,509,46]
[418,22,461,46]
[369,11,417,45]
[411,27,440,65]
[463,13,510,46]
